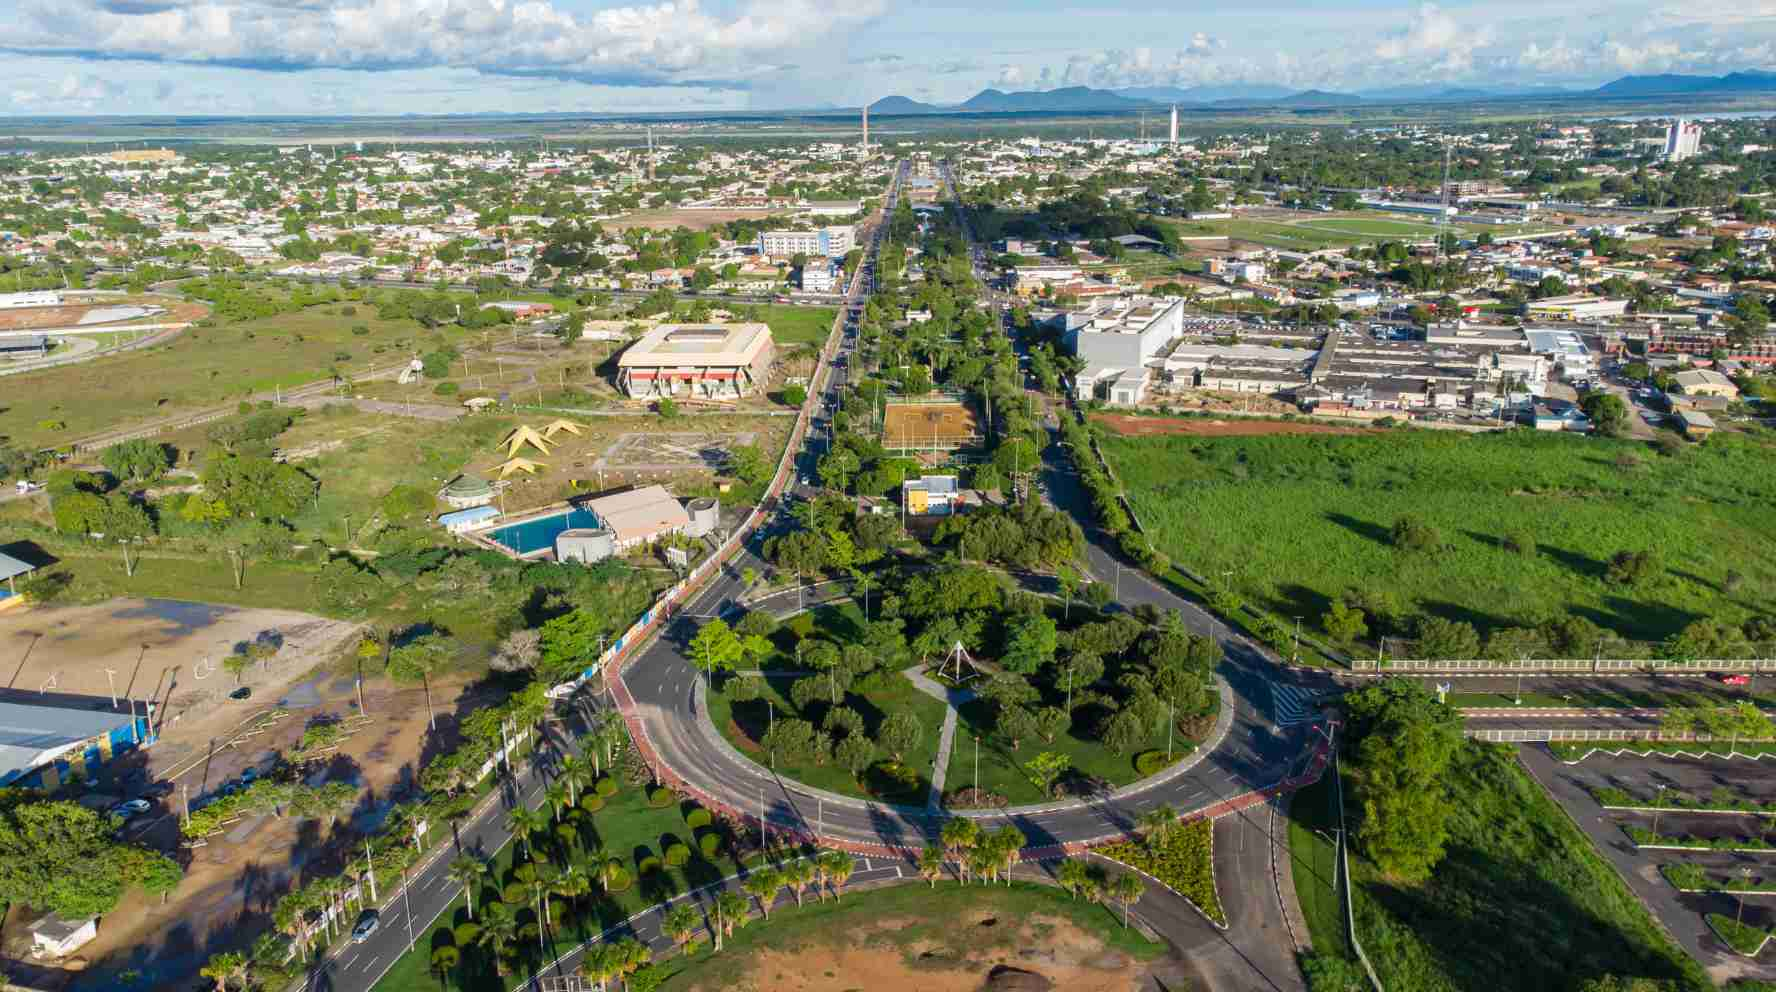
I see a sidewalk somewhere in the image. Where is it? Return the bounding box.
[902,666,975,809]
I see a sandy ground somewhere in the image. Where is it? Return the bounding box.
[697,910,1148,992]
[604,207,776,232]
[0,299,206,332]
[0,598,493,989]
[1095,414,1371,438]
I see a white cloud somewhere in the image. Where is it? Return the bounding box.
[10,0,885,89]
[995,64,1024,87]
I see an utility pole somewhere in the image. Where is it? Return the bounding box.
[365,840,378,901]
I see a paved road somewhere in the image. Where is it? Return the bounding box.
[1519,745,1776,985]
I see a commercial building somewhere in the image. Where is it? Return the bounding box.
[758,226,854,259]
[1523,327,1594,378]
[1063,296,1187,404]
[1665,120,1703,162]
[584,485,693,550]
[1524,295,1631,321]
[0,290,61,309]
[1671,368,1740,399]
[800,260,841,293]
[0,698,151,789]
[0,335,50,360]
[903,475,961,516]
[616,322,775,400]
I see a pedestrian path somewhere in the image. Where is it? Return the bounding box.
[1270,682,1321,728]
[903,666,976,809]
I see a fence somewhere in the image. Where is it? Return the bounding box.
[1330,744,1385,992]
[1466,727,1776,744]
[1353,657,1776,674]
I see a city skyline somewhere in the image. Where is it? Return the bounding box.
[5,0,1776,116]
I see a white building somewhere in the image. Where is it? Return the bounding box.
[1063,296,1188,405]
[758,226,854,259]
[0,290,61,309]
[1665,120,1703,163]
[800,260,840,293]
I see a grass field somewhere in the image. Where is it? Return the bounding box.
[1287,775,1349,960]
[943,697,1184,805]
[753,304,838,347]
[1153,212,1558,251]
[4,302,428,448]
[1345,742,1709,991]
[1100,427,1776,646]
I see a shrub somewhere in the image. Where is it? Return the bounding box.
[579,794,605,813]
[648,786,674,807]
[664,843,690,867]
[605,866,633,892]
[685,808,713,829]
[699,832,723,858]
[1099,818,1225,925]
[594,777,619,797]
[1134,749,1179,777]
[433,382,459,396]
[867,760,920,796]
[638,856,663,875]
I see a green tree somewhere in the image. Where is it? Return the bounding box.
[1414,618,1481,660]
[1001,613,1059,674]
[539,609,609,681]
[1606,549,1661,586]
[1323,602,1368,645]
[689,618,744,682]
[1024,751,1072,798]
[1580,391,1630,436]
[1390,514,1441,552]
[0,793,184,918]
[878,711,923,762]
[100,439,173,482]
[1344,679,1463,882]
[1110,871,1145,928]
[449,855,489,920]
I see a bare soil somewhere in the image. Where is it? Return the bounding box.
[605,208,777,232]
[1095,414,1372,438]
[694,910,1147,992]
[883,402,980,449]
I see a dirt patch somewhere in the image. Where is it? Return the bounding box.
[604,208,778,232]
[1095,414,1372,437]
[882,402,981,450]
[697,910,1145,992]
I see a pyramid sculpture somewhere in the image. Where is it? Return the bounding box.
[935,640,982,683]
[502,425,553,457]
[494,456,548,479]
[542,418,585,440]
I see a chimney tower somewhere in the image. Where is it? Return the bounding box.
[861,103,870,160]
[646,126,655,181]
[1169,104,1179,144]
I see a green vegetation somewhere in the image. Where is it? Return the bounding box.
[1337,737,1709,991]
[1594,784,1776,814]
[1099,816,1225,925]
[646,879,1162,992]
[1661,863,1776,893]
[1709,914,1773,956]
[754,303,838,346]
[1287,775,1349,962]
[1625,826,1776,852]
[0,792,182,919]
[1100,428,1776,651]
[372,770,749,992]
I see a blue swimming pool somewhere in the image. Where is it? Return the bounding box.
[485,507,600,556]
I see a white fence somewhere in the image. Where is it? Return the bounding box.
[1354,658,1776,674]
[1467,727,1776,744]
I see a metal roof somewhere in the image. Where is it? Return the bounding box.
[0,552,34,582]
[0,701,139,780]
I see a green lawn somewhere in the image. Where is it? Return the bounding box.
[943,696,1190,805]
[755,304,838,347]
[1344,742,1709,991]
[1287,775,1349,961]
[651,879,1162,992]
[371,779,749,992]
[1100,428,1776,647]
[1153,213,1557,250]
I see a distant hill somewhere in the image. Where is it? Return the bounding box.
[1114,84,1293,104]
[1595,70,1776,97]
[867,95,944,115]
[959,86,1152,112]
[1270,89,1365,108]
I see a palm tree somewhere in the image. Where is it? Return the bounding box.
[818,849,854,900]
[713,891,748,951]
[661,902,700,946]
[1057,859,1090,900]
[1139,804,1179,845]
[743,868,780,919]
[449,856,488,920]
[545,782,571,824]
[554,867,592,916]
[613,937,650,986]
[967,848,994,887]
[851,570,877,620]
[783,859,816,907]
[919,843,946,888]
[429,946,461,984]
[587,844,620,890]
[507,805,548,861]
[580,943,621,992]
[1111,871,1145,928]
[940,817,978,859]
[559,752,591,806]
[199,951,245,992]
[472,903,520,976]
[515,862,561,925]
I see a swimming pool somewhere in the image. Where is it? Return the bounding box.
[484,507,600,556]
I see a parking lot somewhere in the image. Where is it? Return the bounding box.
[1524,745,1776,983]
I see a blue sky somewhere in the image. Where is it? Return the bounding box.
[4,0,1774,115]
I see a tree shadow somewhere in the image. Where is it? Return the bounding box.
[1538,544,1607,581]
[1322,512,1392,547]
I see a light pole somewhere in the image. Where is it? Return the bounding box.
[1652,784,1667,838]
[103,668,119,709]
[973,735,980,795]
[1292,616,1302,664]
[1740,865,1755,926]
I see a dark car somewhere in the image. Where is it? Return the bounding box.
[351,910,380,943]
[229,686,252,700]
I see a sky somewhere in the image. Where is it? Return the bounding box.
[4,0,1776,116]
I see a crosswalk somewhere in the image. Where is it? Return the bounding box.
[1269,682,1321,728]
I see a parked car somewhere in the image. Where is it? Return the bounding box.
[229,686,252,700]
[351,910,380,943]
[1717,673,1752,686]
[110,799,152,818]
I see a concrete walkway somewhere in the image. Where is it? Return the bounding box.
[903,666,978,809]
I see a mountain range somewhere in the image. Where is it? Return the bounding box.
[864,70,1776,115]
